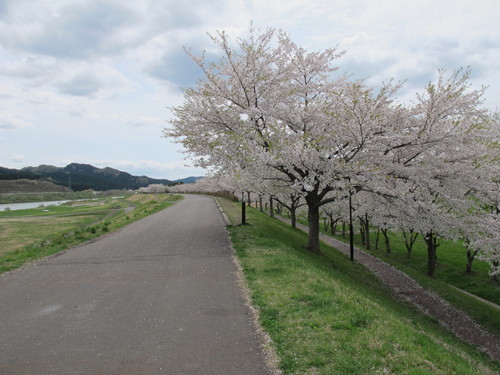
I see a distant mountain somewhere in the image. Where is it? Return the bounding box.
[172,176,203,184]
[0,163,172,192]
[0,166,41,181]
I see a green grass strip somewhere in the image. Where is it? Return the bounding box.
[219,199,499,375]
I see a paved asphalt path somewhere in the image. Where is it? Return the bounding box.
[0,195,270,374]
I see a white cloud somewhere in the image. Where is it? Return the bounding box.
[54,64,130,98]
[144,38,223,87]
[9,154,26,163]
[126,115,165,129]
[0,56,130,102]
[0,116,32,130]
[0,55,58,82]
[56,73,105,97]
[0,0,141,59]
[0,0,223,60]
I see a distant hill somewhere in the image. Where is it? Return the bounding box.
[0,167,41,181]
[0,179,71,194]
[0,163,172,192]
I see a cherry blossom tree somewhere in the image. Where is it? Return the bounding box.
[138,183,166,193]
[166,25,499,267]
[166,26,343,252]
[370,69,499,276]
[165,26,410,253]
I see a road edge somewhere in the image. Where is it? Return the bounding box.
[213,196,282,375]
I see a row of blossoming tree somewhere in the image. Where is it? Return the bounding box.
[165,27,499,278]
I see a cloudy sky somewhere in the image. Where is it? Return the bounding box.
[0,0,498,180]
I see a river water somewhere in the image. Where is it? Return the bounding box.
[0,200,72,212]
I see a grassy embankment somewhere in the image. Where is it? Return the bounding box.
[291,215,500,333]
[315,220,499,302]
[217,198,499,375]
[271,208,500,333]
[244,201,500,330]
[0,193,182,275]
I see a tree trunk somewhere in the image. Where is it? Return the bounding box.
[247,192,251,207]
[259,196,263,212]
[466,248,478,273]
[381,228,390,253]
[241,201,246,225]
[493,261,499,282]
[342,221,346,237]
[349,193,354,260]
[331,219,339,235]
[375,228,380,249]
[364,213,370,250]
[323,217,329,231]
[424,231,439,277]
[402,229,419,258]
[359,217,366,246]
[269,197,274,218]
[291,207,297,229]
[307,204,321,254]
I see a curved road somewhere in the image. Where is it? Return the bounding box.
[0,195,269,374]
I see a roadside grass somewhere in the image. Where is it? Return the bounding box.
[0,194,182,275]
[218,199,499,375]
[216,196,242,225]
[126,194,161,204]
[0,215,104,255]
